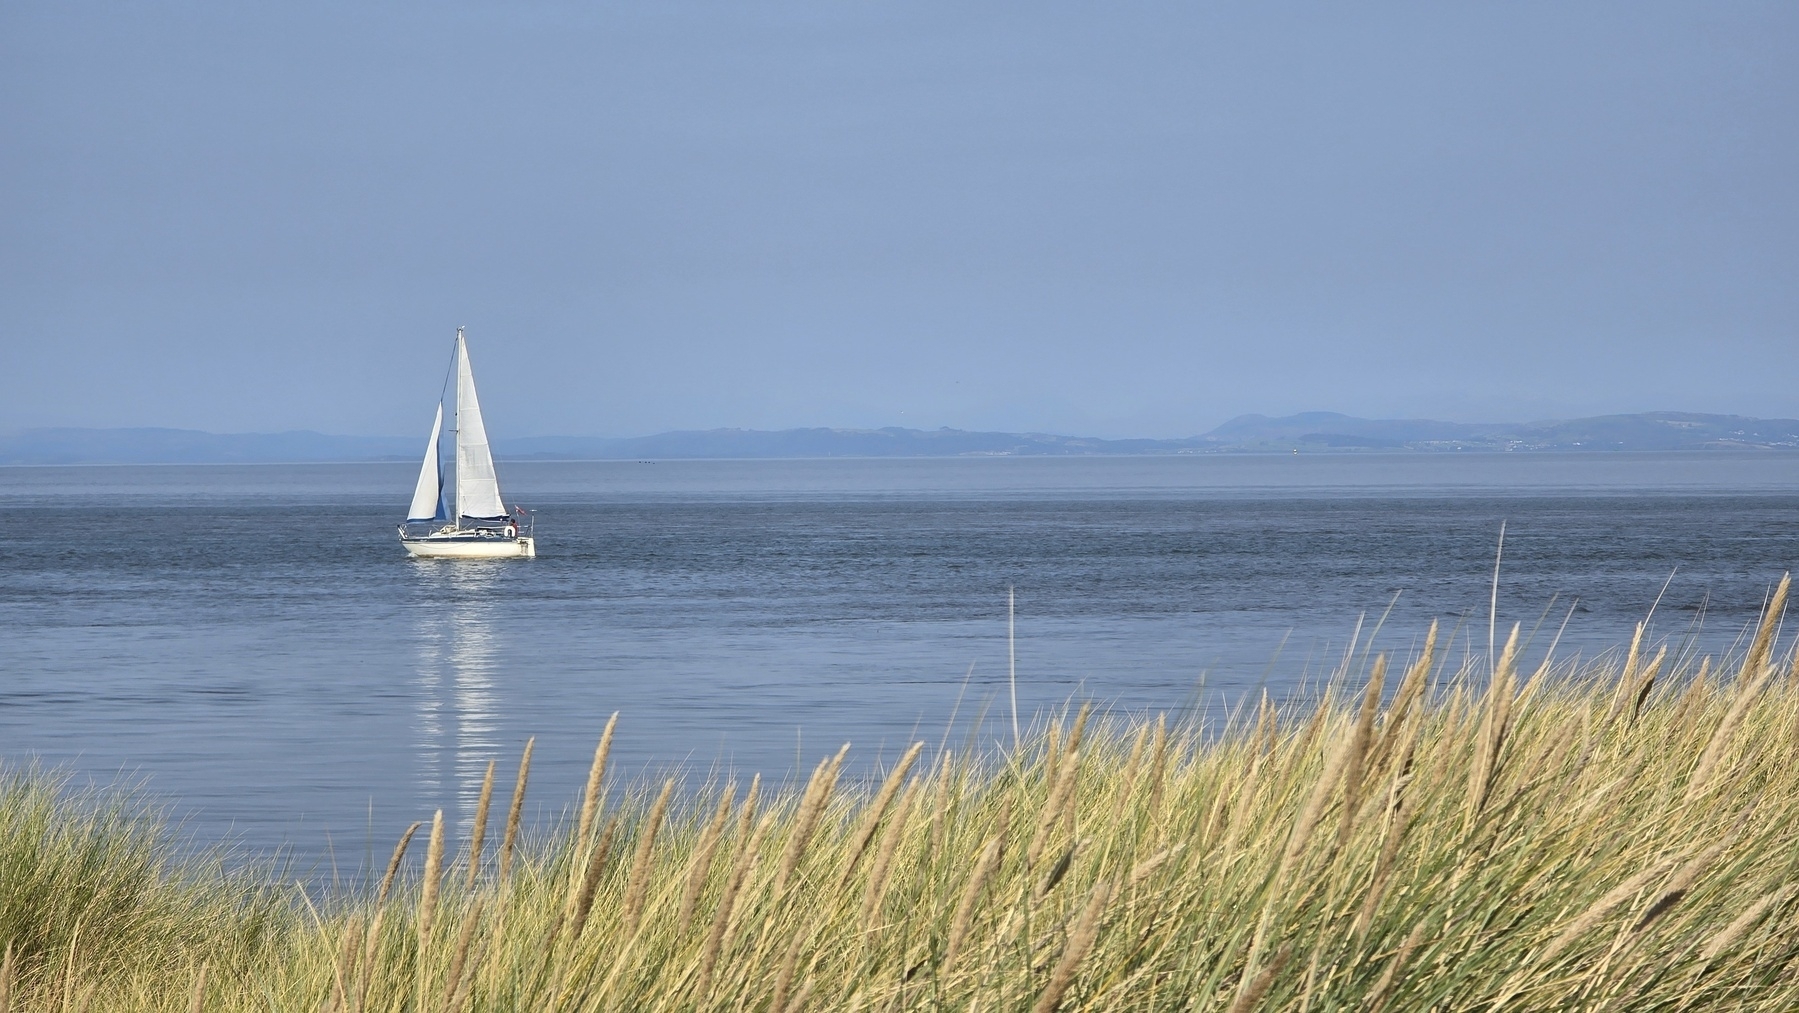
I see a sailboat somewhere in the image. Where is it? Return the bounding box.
[398,328,536,559]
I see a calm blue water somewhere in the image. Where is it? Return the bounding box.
[3,453,1798,873]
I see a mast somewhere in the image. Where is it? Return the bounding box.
[454,329,465,523]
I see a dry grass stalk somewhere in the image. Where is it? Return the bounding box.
[838,741,924,886]
[860,778,920,924]
[72,984,94,1013]
[1030,878,1114,1013]
[378,821,424,906]
[1034,838,1082,903]
[1633,842,1725,934]
[499,737,534,885]
[1281,717,1356,876]
[1683,669,1784,806]
[775,745,848,894]
[697,813,773,998]
[928,753,955,859]
[1338,654,1389,848]
[1442,684,1467,739]
[57,921,80,1013]
[1063,702,1092,763]
[465,759,496,890]
[188,962,207,1013]
[738,773,763,840]
[1297,948,1323,1012]
[1109,724,1153,826]
[1353,810,1409,939]
[769,921,811,1013]
[783,977,815,1013]
[327,916,360,1013]
[1238,715,1358,991]
[576,712,621,850]
[1027,748,1083,868]
[0,942,13,1013]
[1226,943,1292,1013]
[622,778,677,934]
[944,830,1008,969]
[1465,624,1520,829]
[1538,857,1678,965]
[1699,884,1794,965]
[1368,920,1429,1013]
[1354,718,1420,937]
[1127,844,1182,888]
[1146,714,1169,819]
[678,788,736,934]
[1605,622,1648,722]
[1252,691,1275,757]
[355,910,385,1013]
[1689,587,1787,800]
[1667,658,1711,730]
[442,900,484,1013]
[1215,773,1255,870]
[1390,620,1436,716]
[419,809,445,942]
[445,970,479,1013]
[1739,574,1791,684]
[1527,718,1582,791]
[1293,685,1333,756]
[568,815,619,941]
[1626,646,1667,728]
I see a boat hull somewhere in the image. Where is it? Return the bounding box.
[400,534,536,559]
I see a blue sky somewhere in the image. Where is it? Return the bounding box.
[2,2,1795,438]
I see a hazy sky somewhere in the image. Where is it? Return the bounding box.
[3,2,1795,439]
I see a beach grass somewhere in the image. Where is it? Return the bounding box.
[6,581,1799,1010]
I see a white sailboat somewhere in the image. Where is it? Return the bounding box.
[399,329,536,559]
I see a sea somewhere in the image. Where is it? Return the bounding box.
[3,453,1798,877]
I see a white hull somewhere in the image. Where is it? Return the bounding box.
[401,534,536,559]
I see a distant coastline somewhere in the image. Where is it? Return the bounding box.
[4,411,1798,465]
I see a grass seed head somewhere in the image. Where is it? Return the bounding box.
[622,778,677,934]
[378,821,423,907]
[499,737,534,885]
[576,713,621,850]
[678,787,735,935]
[465,759,496,890]
[419,809,445,942]
[1030,877,1113,1013]
[839,742,924,886]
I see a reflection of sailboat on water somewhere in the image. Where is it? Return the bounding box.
[399,328,536,559]
[414,564,502,829]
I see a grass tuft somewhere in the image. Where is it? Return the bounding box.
[7,591,1799,1010]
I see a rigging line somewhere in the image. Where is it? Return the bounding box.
[438,330,460,430]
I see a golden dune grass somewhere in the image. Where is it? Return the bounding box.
[6,587,1799,1011]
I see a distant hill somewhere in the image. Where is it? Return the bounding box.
[500,428,1200,460]
[3,412,1797,464]
[1204,411,1799,452]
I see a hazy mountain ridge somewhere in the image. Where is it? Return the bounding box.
[4,411,1797,464]
[1208,411,1799,452]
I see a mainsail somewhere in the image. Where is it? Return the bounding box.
[407,403,448,522]
[453,330,508,522]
